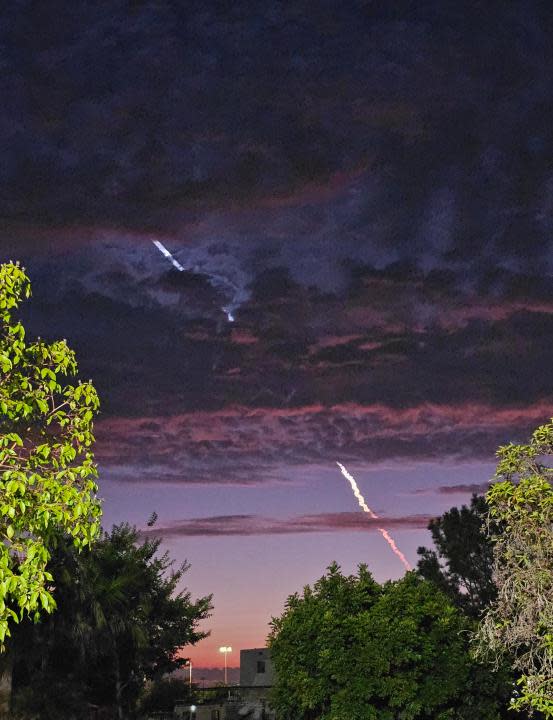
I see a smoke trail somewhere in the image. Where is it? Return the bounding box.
[152,240,186,272]
[152,240,238,322]
[336,461,412,571]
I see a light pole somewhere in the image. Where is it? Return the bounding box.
[184,659,192,689]
[219,646,232,685]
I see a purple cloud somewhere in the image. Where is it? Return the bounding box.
[139,511,433,538]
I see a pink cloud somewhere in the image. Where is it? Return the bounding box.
[139,511,432,538]
[95,401,552,485]
[432,299,553,330]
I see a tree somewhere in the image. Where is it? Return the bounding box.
[11,522,213,719]
[268,563,511,720]
[476,420,553,717]
[0,262,101,645]
[138,676,193,716]
[0,262,101,714]
[417,494,497,618]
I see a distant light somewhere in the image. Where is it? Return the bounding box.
[219,646,232,653]
[190,705,197,712]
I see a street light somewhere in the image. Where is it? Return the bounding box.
[184,659,192,688]
[219,646,232,685]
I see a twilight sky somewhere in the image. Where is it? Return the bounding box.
[2,0,553,667]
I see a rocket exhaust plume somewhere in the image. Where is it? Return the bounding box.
[152,240,186,271]
[336,461,411,571]
[151,240,236,322]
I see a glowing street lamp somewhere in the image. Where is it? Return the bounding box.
[184,659,192,688]
[219,646,232,685]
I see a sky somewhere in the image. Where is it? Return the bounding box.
[1,0,553,667]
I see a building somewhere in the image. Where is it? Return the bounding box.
[167,648,276,720]
[239,648,275,688]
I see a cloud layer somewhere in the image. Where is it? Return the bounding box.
[2,0,552,492]
[96,401,551,486]
[140,511,432,538]
[7,237,551,491]
[2,0,553,277]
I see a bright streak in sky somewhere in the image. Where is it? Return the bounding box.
[152,240,236,322]
[336,461,412,571]
[152,239,186,272]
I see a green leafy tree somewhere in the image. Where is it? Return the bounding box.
[0,262,101,647]
[417,494,497,618]
[268,563,511,720]
[12,523,213,720]
[476,420,553,717]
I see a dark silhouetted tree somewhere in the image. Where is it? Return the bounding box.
[12,523,212,720]
[417,494,497,618]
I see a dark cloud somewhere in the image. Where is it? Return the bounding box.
[14,247,553,420]
[5,236,550,486]
[139,511,432,538]
[1,0,553,276]
[436,483,492,495]
[411,483,492,496]
[2,0,553,491]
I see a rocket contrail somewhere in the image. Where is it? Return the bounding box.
[152,240,236,322]
[336,461,412,571]
[152,240,186,272]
